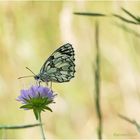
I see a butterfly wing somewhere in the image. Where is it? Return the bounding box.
[39,43,75,83]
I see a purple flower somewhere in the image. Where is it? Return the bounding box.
[17,85,56,104]
[17,85,56,120]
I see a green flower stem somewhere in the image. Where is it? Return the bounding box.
[38,112,46,140]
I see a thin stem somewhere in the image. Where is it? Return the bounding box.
[0,123,41,139]
[121,7,138,22]
[0,123,41,129]
[38,113,46,140]
[73,12,106,16]
[113,14,139,24]
[94,20,102,139]
[118,114,140,133]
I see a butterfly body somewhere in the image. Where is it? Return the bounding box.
[34,43,75,83]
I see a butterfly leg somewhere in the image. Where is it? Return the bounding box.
[36,80,41,87]
[46,82,52,89]
[50,81,52,89]
[45,82,48,86]
[38,81,41,87]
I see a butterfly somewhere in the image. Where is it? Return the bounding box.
[19,43,75,84]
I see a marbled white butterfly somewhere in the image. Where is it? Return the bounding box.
[19,43,75,83]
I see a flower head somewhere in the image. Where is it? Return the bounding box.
[17,85,56,120]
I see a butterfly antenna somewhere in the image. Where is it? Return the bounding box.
[26,67,36,76]
[18,67,36,79]
[18,75,34,79]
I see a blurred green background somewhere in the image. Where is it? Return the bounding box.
[0,1,140,139]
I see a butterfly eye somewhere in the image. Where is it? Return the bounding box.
[34,75,40,80]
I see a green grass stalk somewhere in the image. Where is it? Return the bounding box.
[94,21,103,139]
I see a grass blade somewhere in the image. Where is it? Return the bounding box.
[74,12,106,17]
[94,21,103,139]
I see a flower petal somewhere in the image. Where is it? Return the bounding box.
[17,85,56,106]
